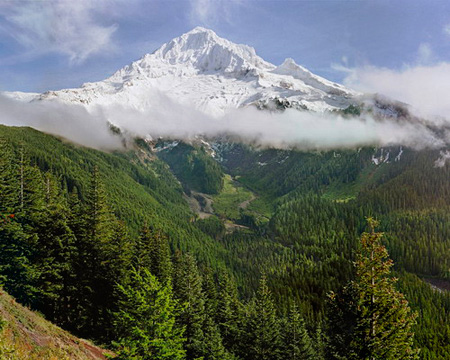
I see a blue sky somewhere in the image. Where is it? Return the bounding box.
[1,0,450,96]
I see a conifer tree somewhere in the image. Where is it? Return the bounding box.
[245,275,281,360]
[173,252,206,359]
[281,305,315,360]
[32,173,76,322]
[313,324,326,360]
[135,225,172,283]
[352,218,419,360]
[216,270,242,356]
[0,146,43,306]
[114,267,185,360]
[200,266,229,360]
[73,166,118,338]
[0,139,18,215]
[327,218,419,360]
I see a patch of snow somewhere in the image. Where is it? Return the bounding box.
[278,155,289,164]
[154,140,179,152]
[434,150,450,167]
[371,148,390,165]
[395,146,403,162]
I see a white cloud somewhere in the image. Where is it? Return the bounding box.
[0,94,122,149]
[189,0,243,27]
[416,43,433,65]
[1,91,445,151]
[0,1,119,64]
[443,24,450,36]
[335,43,450,120]
[342,62,450,119]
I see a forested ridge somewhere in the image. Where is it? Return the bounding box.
[0,125,449,359]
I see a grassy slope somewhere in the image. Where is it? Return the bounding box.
[0,289,113,360]
[212,174,254,220]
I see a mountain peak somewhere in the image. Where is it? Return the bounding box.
[144,27,274,75]
[185,26,217,35]
[38,27,356,114]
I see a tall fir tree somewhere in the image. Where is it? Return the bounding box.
[244,274,281,360]
[201,266,229,360]
[172,252,206,360]
[215,270,242,357]
[32,172,76,323]
[281,305,315,360]
[135,225,172,283]
[72,166,120,338]
[0,146,43,306]
[114,267,186,360]
[327,218,419,360]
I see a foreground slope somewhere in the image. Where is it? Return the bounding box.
[0,289,112,360]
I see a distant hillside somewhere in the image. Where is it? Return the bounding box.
[0,125,226,265]
[0,289,113,359]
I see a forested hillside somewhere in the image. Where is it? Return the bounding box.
[0,125,449,359]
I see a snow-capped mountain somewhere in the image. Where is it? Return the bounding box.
[8,27,359,116]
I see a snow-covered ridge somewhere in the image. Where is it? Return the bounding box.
[151,27,274,74]
[12,27,359,115]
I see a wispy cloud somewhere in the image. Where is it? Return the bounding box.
[344,63,450,119]
[335,44,450,119]
[188,0,243,27]
[0,1,119,64]
[416,43,433,65]
[443,24,450,36]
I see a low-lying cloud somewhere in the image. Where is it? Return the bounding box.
[341,62,450,120]
[0,95,122,149]
[0,92,447,152]
[102,95,444,150]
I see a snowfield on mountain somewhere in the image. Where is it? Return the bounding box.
[6,27,359,116]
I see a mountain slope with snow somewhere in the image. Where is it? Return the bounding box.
[28,27,358,116]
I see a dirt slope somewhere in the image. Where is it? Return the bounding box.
[0,289,114,360]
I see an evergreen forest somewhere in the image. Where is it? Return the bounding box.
[0,125,449,359]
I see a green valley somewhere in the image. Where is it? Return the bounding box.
[0,125,449,359]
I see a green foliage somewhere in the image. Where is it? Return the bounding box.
[0,126,449,359]
[281,305,316,360]
[173,252,228,360]
[135,225,172,283]
[396,272,450,360]
[194,216,226,240]
[159,142,224,194]
[243,275,281,360]
[0,125,227,267]
[0,316,15,359]
[327,219,419,360]
[212,174,254,220]
[215,270,242,356]
[113,267,186,360]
